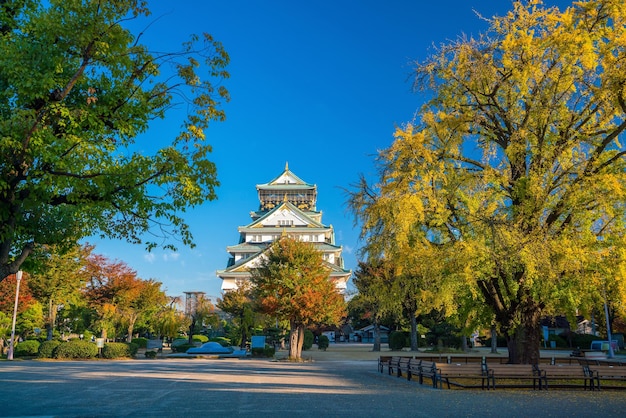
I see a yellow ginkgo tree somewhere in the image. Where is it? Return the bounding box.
[350,0,626,364]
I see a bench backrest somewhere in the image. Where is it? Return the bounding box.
[540,365,587,376]
[437,362,491,377]
[588,365,626,377]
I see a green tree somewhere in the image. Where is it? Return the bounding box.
[185,293,217,343]
[28,243,92,340]
[350,260,397,351]
[154,296,186,341]
[0,0,229,281]
[350,0,626,364]
[217,280,256,349]
[251,237,346,361]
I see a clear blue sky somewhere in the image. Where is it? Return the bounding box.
[89,0,572,301]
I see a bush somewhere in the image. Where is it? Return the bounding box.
[388,331,406,350]
[131,337,148,348]
[175,344,196,353]
[548,334,568,348]
[568,333,602,349]
[14,340,40,357]
[192,334,209,344]
[210,337,231,347]
[101,342,138,359]
[303,330,314,351]
[145,350,158,359]
[171,338,188,349]
[251,345,275,358]
[317,335,329,351]
[53,340,98,359]
[38,340,62,358]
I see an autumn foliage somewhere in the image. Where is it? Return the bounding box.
[349,0,626,364]
[251,237,346,360]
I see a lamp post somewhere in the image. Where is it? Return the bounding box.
[8,271,23,360]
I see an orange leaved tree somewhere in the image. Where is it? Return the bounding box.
[251,237,346,360]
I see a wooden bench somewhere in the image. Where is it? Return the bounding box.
[378,356,392,373]
[538,364,595,390]
[407,360,439,388]
[387,356,413,378]
[586,365,626,390]
[487,364,543,390]
[435,362,494,390]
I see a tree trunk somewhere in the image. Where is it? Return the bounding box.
[297,324,304,355]
[126,323,134,343]
[46,299,57,341]
[188,318,196,344]
[240,312,247,349]
[461,335,468,352]
[288,321,305,360]
[490,325,498,354]
[410,314,418,351]
[372,321,381,352]
[504,300,543,364]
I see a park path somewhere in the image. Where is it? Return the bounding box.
[0,357,625,417]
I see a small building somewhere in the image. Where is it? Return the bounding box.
[356,325,390,343]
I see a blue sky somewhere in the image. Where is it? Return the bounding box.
[89,0,572,301]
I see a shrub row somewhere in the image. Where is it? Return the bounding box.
[14,340,40,357]
[9,339,139,359]
[101,342,138,359]
[53,340,99,359]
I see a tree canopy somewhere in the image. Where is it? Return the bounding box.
[349,0,626,363]
[251,236,346,360]
[0,0,229,281]
[27,243,92,340]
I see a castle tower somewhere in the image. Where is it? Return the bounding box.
[217,163,351,292]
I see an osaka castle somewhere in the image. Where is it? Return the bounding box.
[217,163,351,293]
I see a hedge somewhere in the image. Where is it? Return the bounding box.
[251,345,275,358]
[14,340,40,357]
[38,340,62,358]
[210,337,231,347]
[192,335,209,344]
[101,342,138,359]
[53,340,99,359]
[131,337,148,348]
[175,344,196,353]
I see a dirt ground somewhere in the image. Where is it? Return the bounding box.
[276,342,513,362]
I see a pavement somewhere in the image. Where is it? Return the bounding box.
[0,344,624,417]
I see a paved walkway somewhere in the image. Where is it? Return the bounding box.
[0,355,625,417]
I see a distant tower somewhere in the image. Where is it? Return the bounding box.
[183,291,206,316]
